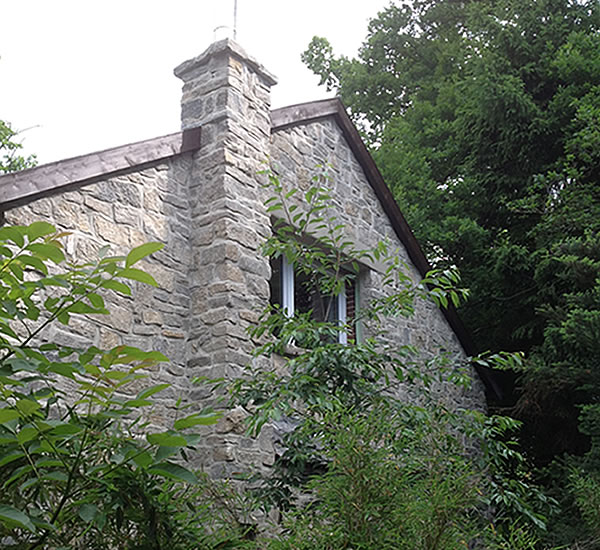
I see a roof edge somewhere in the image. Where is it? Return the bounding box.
[271,99,493,383]
[271,98,340,130]
[0,128,202,210]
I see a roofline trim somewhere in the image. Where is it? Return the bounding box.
[0,128,202,210]
[271,98,482,363]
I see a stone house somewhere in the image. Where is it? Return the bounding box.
[0,39,492,475]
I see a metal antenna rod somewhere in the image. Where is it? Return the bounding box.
[233,0,238,40]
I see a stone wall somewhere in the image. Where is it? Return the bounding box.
[269,118,486,412]
[4,157,196,428]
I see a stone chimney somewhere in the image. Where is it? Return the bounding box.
[174,38,277,133]
[174,40,278,475]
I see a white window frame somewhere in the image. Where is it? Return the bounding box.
[280,256,348,344]
[281,255,295,317]
[337,284,348,345]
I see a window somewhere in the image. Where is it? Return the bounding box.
[269,256,357,344]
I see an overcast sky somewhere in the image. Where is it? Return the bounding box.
[0,0,392,164]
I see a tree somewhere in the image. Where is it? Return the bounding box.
[302,0,600,545]
[230,171,553,549]
[0,120,36,174]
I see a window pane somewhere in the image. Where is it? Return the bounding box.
[269,256,282,308]
[295,269,339,323]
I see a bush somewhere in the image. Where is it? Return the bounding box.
[0,222,248,549]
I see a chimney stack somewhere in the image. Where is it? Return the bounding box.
[174,40,278,477]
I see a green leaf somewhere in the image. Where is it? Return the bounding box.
[0,245,13,258]
[35,458,64,468]
[19,476,39,492]
[8,262,23,281]
[4,464,34,488]
[79,503,98,523]
[50,423,83,436]
[101,279,132,295]
[0,408,20,424]
[133,451,153,468]
[88,293,105,309]
[15,399,40,416]
[154,445,179,461]
[6,357,38,373]
[49,363,81,379]
[146,432,188,447]
[126,242,164,268]
[84,364,101,376]
[182,433,202,446]
[43,471,68,482]
[0,323,17,339]
[57,311,70,325]
[26,221,56,242]
[137,383,170,400]
[0,504,36,532]
[148,462,197,484]
[174,412,221,430]
[0,450,25,468]
[17,254,48,274]
[117,268,158,286]
[99,254,126,265]
[0,227,25,248]
[68,301,106,315]
[144,351,169,363]
[104,370,128,380]
[44,296,60,311]
[27,243,65,264]
[17,426,38,445]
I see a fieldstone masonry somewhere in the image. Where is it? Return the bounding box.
[0,39,485,478]
[269,119,485,409]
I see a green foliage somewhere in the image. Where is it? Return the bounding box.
[231,172,553,548]
[569,468,600,541]
[0,120,36,174]
[266,403,483,550]
[303,1,600,545]
[0,223,249,549]
[266,404,558,550]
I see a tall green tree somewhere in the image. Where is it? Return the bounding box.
[0,120,36,174]
[303,0,600,545]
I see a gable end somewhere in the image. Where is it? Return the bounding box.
[271,99,502,396]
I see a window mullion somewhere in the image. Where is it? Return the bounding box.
[282,256,294,317]
[338,281,347,345]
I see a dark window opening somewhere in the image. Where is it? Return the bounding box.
[269,255,358,344]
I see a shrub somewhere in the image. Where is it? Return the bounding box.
[0,222,247,549]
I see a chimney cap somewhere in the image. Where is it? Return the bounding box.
[174,38,277,87]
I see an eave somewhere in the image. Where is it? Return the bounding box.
[0,128,202,210]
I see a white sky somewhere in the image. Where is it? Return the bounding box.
[0,0,391,164]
